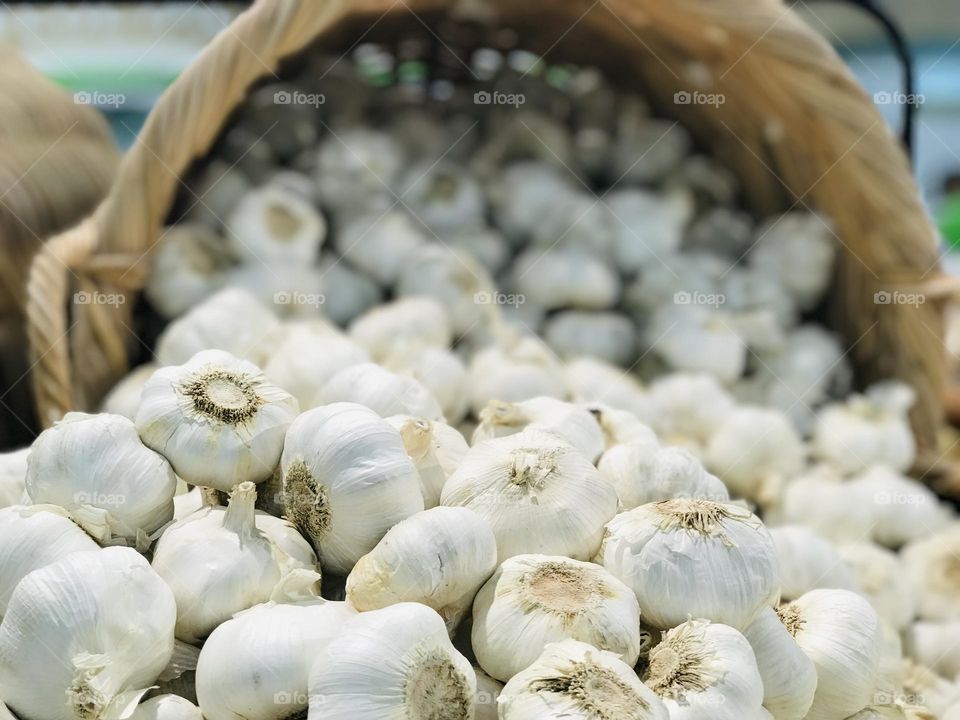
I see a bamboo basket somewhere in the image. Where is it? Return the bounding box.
[24,0,954,488]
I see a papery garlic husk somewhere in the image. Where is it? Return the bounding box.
[584,402,659,450]
[474,666,503,720]
[902,527,960,621]
[904,621,960,678]
[645,619,765,720]
[899,659,960,716]
[0,447,28,508]
[224,262,326,319]
[0,504,99,615]
[131,695,202,720]
[100,363,157,419]
[599,443,730,510]
[471,554,641,682]
[441,429,617,563]
[646,304,747,385]
[466,336,568,415]
[317,253,383,325]
[156,287,281,367]
[776,466,876,543]
[472,396,605,462]
[144,222,231,319]
[646,372,734,445]
[334,210,426,284]
[500,639,669,720]
[27,412,177,544]
[544,310,636,366]
[743,607,818,720]
[510,247,620,310]
[382,343,469,424]
[600,499,778,630]
[196,570,354,720]
[347,506,497,629]
[564,357,654,425]
[0,547,176,720]
[384,416,469,508]
[769,526,858,602]
[704,406,805,507]
[348,296,452,361]
[152,482,318,642]
[173,487,203,521]
[319,362,444,420]
[779,588,884,720]
[226,184,326,264]
[839,543,916,630]
[137,350,299,492]
[281,402,423,574]
[307,602,476,719]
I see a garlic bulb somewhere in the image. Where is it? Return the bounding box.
[385,416,469,508]
[645,619,765,720]
[544,310,636,366]
[564,357,653,424]
[317,253,383,325]
[349,296,452,361]
[721,267,797,327]
[704,406,805,506]
[446,226,510,275]
[839,543,914,631]
[0,505,98,615]
[902,527,960,621]
[0,448,28,508]
[224,262,325,319]
[904,621,960,679]
[100,363,157,419]
[471,554,641,682]
[769,526,858,601]
[152,482,317,642]
[0,547,176,720]
[307,602,476,719]
[491,161,577,242]
[499,639,668,720]
[598,443,730,510]
[474,666,503,720]
[743,607,817,720]
[320,362,444,420]
[156,287,281,367]
[144,223,230,319]
[401,162,486,232]
[899,660,960,717]
[600,499,778,629]
[466,336,568,415]
[173,487,203,520]
[346,506,497,628]
[585,402,659,449]
[27,412,177,544]
[472,397,605,462]
[335,210,426,284]
[383,343,469,424]
[777,467,875,543]
[137,350,299,492]
[510,247,620,310]
[316,129,404,218]
[606,186,691,273]
[528,191,617,258]
[441,429,618,563]
[750,212,835,311]
[646,372,734,445]
[196,571,354,720]
[848,466,951,548]
[779,588,883,720]
[646,304,747,385]
[281,402,423,574]
[625,251,724,314]
[226,184,326,264]
[131,695,202,720]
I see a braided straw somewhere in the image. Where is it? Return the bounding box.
[24,0,951,482]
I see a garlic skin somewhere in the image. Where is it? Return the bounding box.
[600,499,778,630]
[564,357,653,424]
[466,336,568,415]
[226,184,326,264]
[281,403,423,574]
[647,372,734,446]
[645,619,765,720]
[599,443,730,510]
[320,362,444,420]
[849,466,951,548]
[307,602,476,720]
[904,621,960,679]
[544,310,636,366]
[0,547,176,720]
[335,210,426,285]
[100,363,157,419]
[744,607,817,720]
[471,554,641,682]
[144,223,230,319]
[510,247,620,310]
[499,639,669,720]
[0,505,99,615]
[26,412,177,544]
[348,296,452,361]
[441,429,618,563]
[472,397,605,462]
[384,416,469,508]
[156,287,281,367]
[196,572,354,720]
[769,526,858,602]
[780,588,883,720]
[0,448,28,508]
[131,695,202,720]
[383,344,469,424]
[137,350,299,493]
[839,543,915,630]
[152,482,317,642]
[902,527,960,621]
[346,506,497,629]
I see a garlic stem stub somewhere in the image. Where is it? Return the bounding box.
[136,349,299,493]
[384,415,469,508]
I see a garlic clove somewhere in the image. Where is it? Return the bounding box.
[743,607,817,720]
[384,416,469,508]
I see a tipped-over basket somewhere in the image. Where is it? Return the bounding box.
[25,0,953,488]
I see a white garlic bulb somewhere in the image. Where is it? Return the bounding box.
[0,448,28,508]
[320,362,444,420]
[472,397,605,462]
[904,621,960,679]
[226,184,326,264]
[152,482,317,642]
[472,554,641,682]
[544,310,636,366]
[317,253,383,325]
[647,372,734,445]
[606,186,691,273]
[441,429,618,563]
[777,467,875,543]
[173,487,203,520]
[721,266,797,327]
[564,357,653,425]
[645,619,765,720]
[156,287,281,367]
[899,660,960,717]
[499,639,668,720]
[307,602,476,719]
[385,416,469,508]
[750,212,835,311]
[281,402,423,574]
[849,466,951,548]
[743,607,817,720]
[474,666,503,720]
[401,162,486,232]
[99,363,157,419]
[466,336,568,415]
[839,543,915,630]
[335,210,426,285]
[446,226,510,274]
[779,588,883,720]
[346,506,497,628]
[584,402,659,449]
[490,161,577,242]
[625,251,724,314]
[528,191,617,258]
[224,262,325,319]
[646,304,747,385]
[598,443,730,510]
[0,547,176,720]
[769,526,858,601]
[510,247,620,310]
[27,412,176,544]
[349,296,452,361]
[131,695,202,720]
[902,527,960,621]
[600,499,778,630]
[137,350,299,492]
[196,571,354,720]
[144,223,230,319]
[316,129,403,218]
[383,344,469,424]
